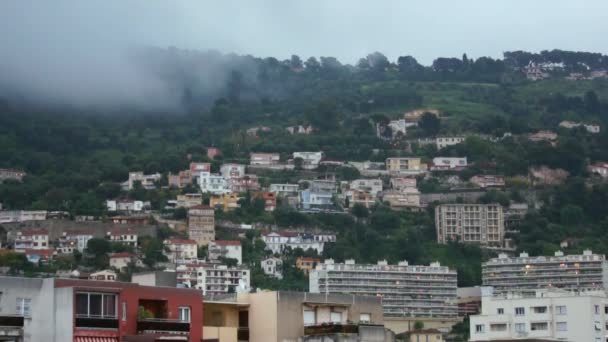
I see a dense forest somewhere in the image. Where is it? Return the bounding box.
[2,48,608,286]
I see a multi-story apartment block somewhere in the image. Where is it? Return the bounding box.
[261,232,326,254]
[0,210,47,224]
[0,168,26,182]
[175,193,203,208]
[219,163,246,179]
[293,152,324,169]
[106,198,148,212]
[269,183,300,196]
[188,205,215,246]
[381,188,421,210]
[347,190,376,208]
[106,228,138,248]
[14,229,49,252]
[436,136,465,149]
[482,250,608,294]
[300,189,333,210]
[310,259,458,319]
[386,157,424,175]
[350,178,383,196]
[469,288,608,342]
[430,157,467,171]
[163,238,198,262]
[168,170,192,188]
[0,276,203,341]
[56,230,94,254]
[469,175,505,189]
[176,262,250,296]
[435,204,504,246]
[209,193,240,211]
[208,240,243,265]
[390,177,417,191]
[198,172,230,195]
[250,153,280,166]
[228,175,261,192]
[123,171,161,190]
[261,257,283,279]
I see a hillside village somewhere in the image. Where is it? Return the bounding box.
[2,48,608,341]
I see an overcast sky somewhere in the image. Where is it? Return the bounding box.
[1,1,607,109]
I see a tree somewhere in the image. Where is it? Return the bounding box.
[351,204,369,218]
[289,55,303,70]
[419,112,440,136]
[304,57,320,72]
[293,157,304,171]
[414,321,425,330]
[560,204,584,226]
[584,90,600,114]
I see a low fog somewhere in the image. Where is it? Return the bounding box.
[1,1,608,111]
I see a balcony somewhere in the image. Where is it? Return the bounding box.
[137,318,190,334]
[304,323,359,336]
[75,314,119,329]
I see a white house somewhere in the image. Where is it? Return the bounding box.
[219,163,246,179]
[123,172,161,190]
[559,121,600,134]
[431,157,468,171]
[14,229,49,252]
[107,228,138,248]
[292,152,324,169]
[261,257,283,279]
[589,162,608,177]
[349,179,383,196]
[198,171,231,195]
[177,264,250,296]
[106,199,148,212]
[300,190,334,210]
[163,238,198,262]
[208,240,243,265]
[109,252,135,271]
[469,288,608,342]
[89,269,117,281]
[56,230,94,254]
[261,232,325,254]
[269,183,300,196]
[436,136,465,149]
[377,119,408,140]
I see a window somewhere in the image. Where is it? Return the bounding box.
[178,307,191,322]
[556,305,567,315]
[530,322,548,331]
[75,292,117,318]
[475,324,485,333]
[532,306,547,314]
[556,322,567,332]
[122,302,126,321]
[514,323,526,333]
[595,305,600,314]
[359,313,371,322]
[16,297,31,317]
[515,307,525,316]
[497,308,504,315]
[490,323,507,332]
[330,311,342,323]
[303,310,315,326]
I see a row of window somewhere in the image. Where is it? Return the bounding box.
[475,321,556,333]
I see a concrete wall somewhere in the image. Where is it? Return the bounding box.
[384,317,460,335]
[53,287,74,342]
[242,292,278,342]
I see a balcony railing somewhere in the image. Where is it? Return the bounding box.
[304,323,359,336]
[137,318,191,334]
[75,314,119,329]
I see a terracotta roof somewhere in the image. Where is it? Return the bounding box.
[212,240,241,246]
[20,229,48,236]
[165,238,197,245]
[109,252,134,258]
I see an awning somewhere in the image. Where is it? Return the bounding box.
[75,337,118,342]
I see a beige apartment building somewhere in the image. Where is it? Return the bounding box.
[203,291,392,342]
[386,157,424,175]
[435,204,504,247]
[188,205,215,246]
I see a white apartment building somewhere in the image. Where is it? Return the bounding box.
[219,163,246,179]
[123,171,161,190]
[310,259,458,318]
[56,230,94,254]
[176,263,250,296]
[261,257,283,279]
[293,152,324,169]
[469,288,608,342]
[300,189,334,210]
[250,153,280,166]
[0,210,47,224]
[208,240,243,265]
[386,157,425,175]
[350,179,383,196]
[14,229,49,252]
[430,157,468,171]
[198,171,231,195]
[106,228,138,248]
[269,183,300,196]
[261,232,325,254]
[163,238,198,262]
[105,199,148,212]
[435,204,504,246]
[483,250,608,294]
[436,136,465,149]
